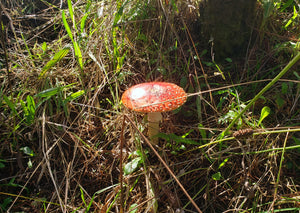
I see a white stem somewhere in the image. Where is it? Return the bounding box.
[147,112,162,145]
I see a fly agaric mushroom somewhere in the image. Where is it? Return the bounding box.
[121,82,187,145]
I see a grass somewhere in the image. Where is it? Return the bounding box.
[0,0,300,212]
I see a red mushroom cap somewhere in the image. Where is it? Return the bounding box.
[121,82,187,113]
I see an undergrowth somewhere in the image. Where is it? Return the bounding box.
[0,0,300,212]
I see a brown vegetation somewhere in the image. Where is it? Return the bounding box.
[0,0,300,212]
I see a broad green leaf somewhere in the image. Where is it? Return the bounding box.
[26,95,35,115]
[212,172,223,181]
[37,87,60,98]
[64,90,85,104]
[124,157,142,175]
[37,83,75,98]
[39,47,70,78]
[258,106,271,126]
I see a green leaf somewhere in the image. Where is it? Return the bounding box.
[94,184,119,195]
[280,0,294,12]
[27,158,33,168]
[20,99,28,117]
[64,89,85,104]
[74,42,83,70]
[218,157,229,169]
[67,0,75,26]
[80,13,89,34]
[124,157,142,175]
[129,204,138,213]
[62,6,83,71]
[37,87,60,98]
[79,187,87,207]
[3,95,18,116]
[157,133,200,145]
[262,0,274,19]
[22,95,36,124]
[62,10,74,42]
[212,172,223,181]
[20,146,35,157]
[284,6,298,29]
[26,95,35,115]
[37,83,75,98]
[41,42,47,52]
[258,106,271,126]
[281,82,288,94]
[39,47,70,78]
[0,197,12,210]
[225,58,232,63]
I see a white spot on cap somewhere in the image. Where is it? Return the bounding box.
[130,87,146,100]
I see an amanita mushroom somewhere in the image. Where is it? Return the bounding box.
[121,82,187,145]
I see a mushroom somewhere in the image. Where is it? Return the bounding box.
[121,82,187,145]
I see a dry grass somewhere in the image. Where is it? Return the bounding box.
[1,0,300,212]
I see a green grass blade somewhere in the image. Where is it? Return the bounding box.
[79,187,86,207]
[62,0,84,71]
[67,0,75,27]
[39,47,70,79]
[80,13,89,35]
[64,89,88,104]
[62,10,74,42]
[74,42,83,71]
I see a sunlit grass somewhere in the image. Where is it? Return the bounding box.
[0,0,300,212]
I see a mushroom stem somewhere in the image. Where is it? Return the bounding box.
[147,112,162,145]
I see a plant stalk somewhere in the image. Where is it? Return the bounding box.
[125,115,203,213]
[221,51,300,138]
